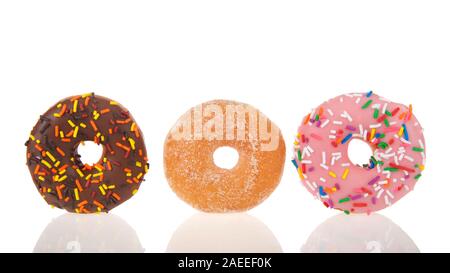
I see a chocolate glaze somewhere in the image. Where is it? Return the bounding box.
[25,93,149,213]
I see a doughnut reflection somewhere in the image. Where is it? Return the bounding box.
[34,213,144,253]
[167,213,282,253]
[302,213,419,253]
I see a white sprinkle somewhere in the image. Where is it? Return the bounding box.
[305,180,315,191]
[321,119,330,128]
[320,177,326,183]
[386,190,394,199]
[301,160,312,164]
[327,109,334,116]
[310,109,316,118]
[394,156,399,165]
[370,123,382,128]
[419,139,424,148]
[382,103,388,114]
[346,114,353,122]
[320,164,329,170]
[302,149,308,159]
[400,138,411,145]
[342,111,353,122]
[379,153,395,159]
[376,189,384,199]
[333,120,343,125]
[322,152,326,164]
[404,155,414,162]
[355,97,361,104]
[384,195,390,206]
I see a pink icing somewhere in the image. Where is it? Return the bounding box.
[293,92,426,214]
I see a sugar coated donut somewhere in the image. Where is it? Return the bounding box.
[25,93,149,213]
[292,91,426,214]
[164,100,285,212]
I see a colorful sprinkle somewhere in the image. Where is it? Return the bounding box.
[362,100,373,109]
[342,168,349,180]
[373,108,379,119]
[292,92,425,215]
[402,124,409,141]
[368,176,380,185]
[341,134,353,144]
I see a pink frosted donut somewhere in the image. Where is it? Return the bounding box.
[292,91,426,214]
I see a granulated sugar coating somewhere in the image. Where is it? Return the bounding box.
[164,100,285,212]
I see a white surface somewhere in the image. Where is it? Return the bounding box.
[213,146,240,170]
[347,139,374,166]
[0,0,449,253]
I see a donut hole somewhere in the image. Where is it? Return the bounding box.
[76,141,104,166]
[213,146,239,170]
[347,138,374,167]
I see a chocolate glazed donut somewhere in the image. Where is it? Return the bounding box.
[25,93,149,213]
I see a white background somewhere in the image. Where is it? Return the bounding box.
[0,0,449,253]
